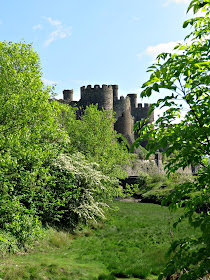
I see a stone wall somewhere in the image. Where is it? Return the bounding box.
[125,156,193,177]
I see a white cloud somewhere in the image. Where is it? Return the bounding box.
[44,17,72,47]
[132,16,141,22]
[42,78,57,86]
[33,24,42,30]
[138,40,183,60]
[47,17,62,26]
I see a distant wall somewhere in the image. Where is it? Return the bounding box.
[125,156,193,177]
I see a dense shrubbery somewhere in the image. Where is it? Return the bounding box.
[0,41,130,251]
[0,41,65,250]
[137,145,148,160]
[134,172,195,204]
[123,172,195,204]
[0,196,42,252]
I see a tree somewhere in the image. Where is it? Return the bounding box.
[0,41,68,248]
[0,41,67,164]
[0,41,68,194]
[63,104,131,180]
[133,1,210,279]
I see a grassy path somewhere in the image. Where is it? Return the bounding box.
[0,201,200,280]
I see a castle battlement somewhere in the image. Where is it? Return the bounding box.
[138,103,151,108]
[81,84,113,90]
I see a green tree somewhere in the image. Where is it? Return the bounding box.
[0,41,67,172]
[64,104,130,180]
[0,41,68,195]
[133,1,210,279]
[0,41,68,248]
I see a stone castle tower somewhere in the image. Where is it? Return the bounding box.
[61,85,154,147]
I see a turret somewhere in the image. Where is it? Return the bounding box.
[80,84,113,110]
[127,94,137,116]
[63,89,73,102]
[114,97,132,136]
[112,85,119,103]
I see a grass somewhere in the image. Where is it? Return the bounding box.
[0,201,201,280]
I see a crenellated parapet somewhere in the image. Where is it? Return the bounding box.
[80,84,113,110]
[134,103,154,123]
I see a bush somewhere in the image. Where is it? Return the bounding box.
[63,104,130,180]
[122,184,140,198]
[137,145,148,160]
[51,153,117,226]
[148,173,166,184]
[170,173,194,184]
[0,41,68,250]
[0,196,42,251]
[131,172,195,204]
[19,152,117,229]
[137,171,150,188]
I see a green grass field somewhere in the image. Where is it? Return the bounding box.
[0,201,200,280]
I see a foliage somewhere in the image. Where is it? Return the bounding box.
[121,183,140,198]
[131,173,194,204]
[133,1,210,279]
[138,173,194,205]
[0,196,42,251]
[48,152,118,226]
[0,41,71,248]
[137,145,148,159]
[0,41,68,194]
[137,171,151,187]
[63,104,130,180]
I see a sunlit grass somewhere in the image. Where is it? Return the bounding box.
[0,201,200,280]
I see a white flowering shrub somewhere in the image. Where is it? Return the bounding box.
[52,152,119,226]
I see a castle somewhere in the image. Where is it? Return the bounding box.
[60,84,154,147]
[60,85,195,175]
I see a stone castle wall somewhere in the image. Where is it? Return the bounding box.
[62,84,154,147]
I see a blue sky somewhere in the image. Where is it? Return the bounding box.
[1,0,192,105]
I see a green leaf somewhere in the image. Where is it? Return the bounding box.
[153,83,159,92]
[183,21,189,28]
[145,87,152,97]
[0,236,7,242]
